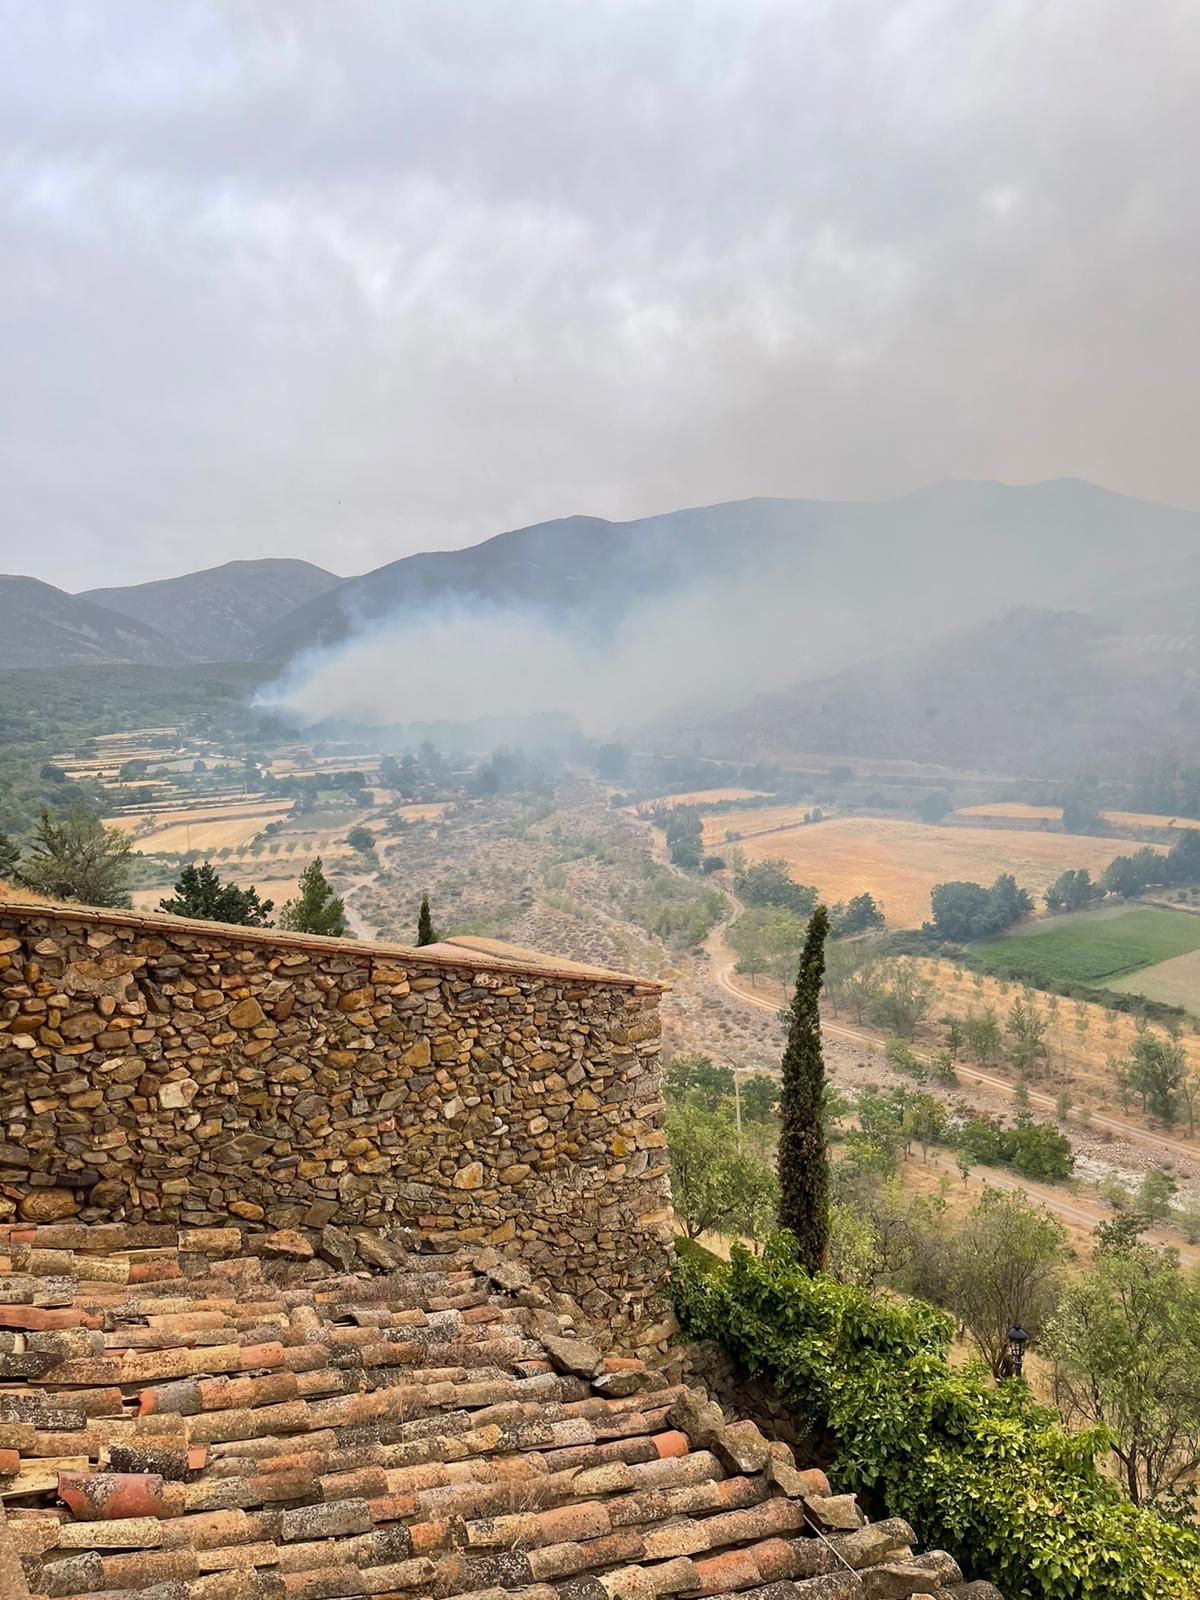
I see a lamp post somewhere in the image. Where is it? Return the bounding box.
[1005,1324,1030,1378]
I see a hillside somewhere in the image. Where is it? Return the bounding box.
[255,478,1200,664]
[82,557,340,663]
[0,575,186,669]
[660,607,1200,776]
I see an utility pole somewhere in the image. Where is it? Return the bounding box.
[733,1067,742,1152]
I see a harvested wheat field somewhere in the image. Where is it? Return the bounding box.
[957,802,1200,831]
[396,802,449,822]
[107,800,294,852]
[706,814,1162,928]
[637,788,770,810]
[702,802,826,840]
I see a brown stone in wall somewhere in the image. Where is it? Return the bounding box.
[0,903,673,1327]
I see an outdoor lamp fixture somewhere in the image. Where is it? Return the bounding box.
[1006,1324,1030,1377]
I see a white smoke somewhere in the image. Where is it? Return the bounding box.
[258,556,911,738]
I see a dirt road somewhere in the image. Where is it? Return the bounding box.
[715,955,1200,1169]
[696,877,1200,1254]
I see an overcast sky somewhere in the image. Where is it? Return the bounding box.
[2,1,1196,590]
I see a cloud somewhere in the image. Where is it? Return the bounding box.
[1,1,1197,589]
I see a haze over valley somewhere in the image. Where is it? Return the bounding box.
[3,9,1200,1589]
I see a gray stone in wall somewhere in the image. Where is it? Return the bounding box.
[0,906,673,1328]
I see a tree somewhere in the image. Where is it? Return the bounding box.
[963,1005,1002,1065]
[829,892,885,937]
[869,959,931,1040]
[666,1102,778,1242]
[345,825,375,853]
[906,1092,949,1161]
[918,790,953,823]
[1045,867,1100,914]
[948,1188,1066,1379]
[941,1016,965,1059]
[927,880,991,941]
[734,858,818,917]
[740,1073,780,1124]
[278,857,347,937]
[663,1053,735,1110]
[1136,1168,1179,1222]
[160,862,274,926]
[1007,1116,1075,1180]
[1130,1032,1187,1127]
[1046,1233,1200,1505]
[1007,998,1050,1078]
[926,874,1033,941]
[0,830,18,881]
[1060,774,1105,834]
[15,807,132,908]
[823,938,883,1022]
[416,894,435,946]
[1103,846,1167,899]
[777,906,830,1271]
[729,906,810,989]
[1165,828,1200,885]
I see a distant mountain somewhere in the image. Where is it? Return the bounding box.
[656,607,1200,777]
[0,576,188,670]
[7,479,1198,684]
[255,478,1200,665]
[82,559,340,664]
[254,502,808,662]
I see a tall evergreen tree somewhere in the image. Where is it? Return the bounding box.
[416,894,435,946]
[0,830,19,881]
[279,858,347,937]
[777,904,830,1271]
[160,862,273,926]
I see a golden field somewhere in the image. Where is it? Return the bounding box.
[957,802,1200,831]
[637,788,769,809]
[704,811,1164,928]
[106,799,294,853]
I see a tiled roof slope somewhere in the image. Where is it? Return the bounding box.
[0,1224,1000,1600]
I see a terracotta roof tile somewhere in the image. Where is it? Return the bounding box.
[0,1224,977,1600]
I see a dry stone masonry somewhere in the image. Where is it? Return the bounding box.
[0,902,673,1327]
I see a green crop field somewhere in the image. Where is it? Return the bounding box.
[974,907,1200,986]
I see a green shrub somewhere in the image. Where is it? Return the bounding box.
[672,1239,1200,1599]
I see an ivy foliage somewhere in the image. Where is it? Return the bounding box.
[672,1238,1200,1600]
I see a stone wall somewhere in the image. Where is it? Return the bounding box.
[0,901,672,1324]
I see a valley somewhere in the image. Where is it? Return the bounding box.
[704,808,1158,930]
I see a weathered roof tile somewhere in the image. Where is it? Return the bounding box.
[0,1225,988,1600]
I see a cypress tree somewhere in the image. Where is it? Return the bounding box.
[416,894,435,946]
[777,903,830,1271]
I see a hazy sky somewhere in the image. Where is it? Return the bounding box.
[3,1,1196,590]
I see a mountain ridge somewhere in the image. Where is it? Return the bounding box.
[5,478,1199,676]
[0,575,190,670]
[81,558,340,665]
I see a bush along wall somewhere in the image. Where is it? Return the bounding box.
[672,1238,1200,1600]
